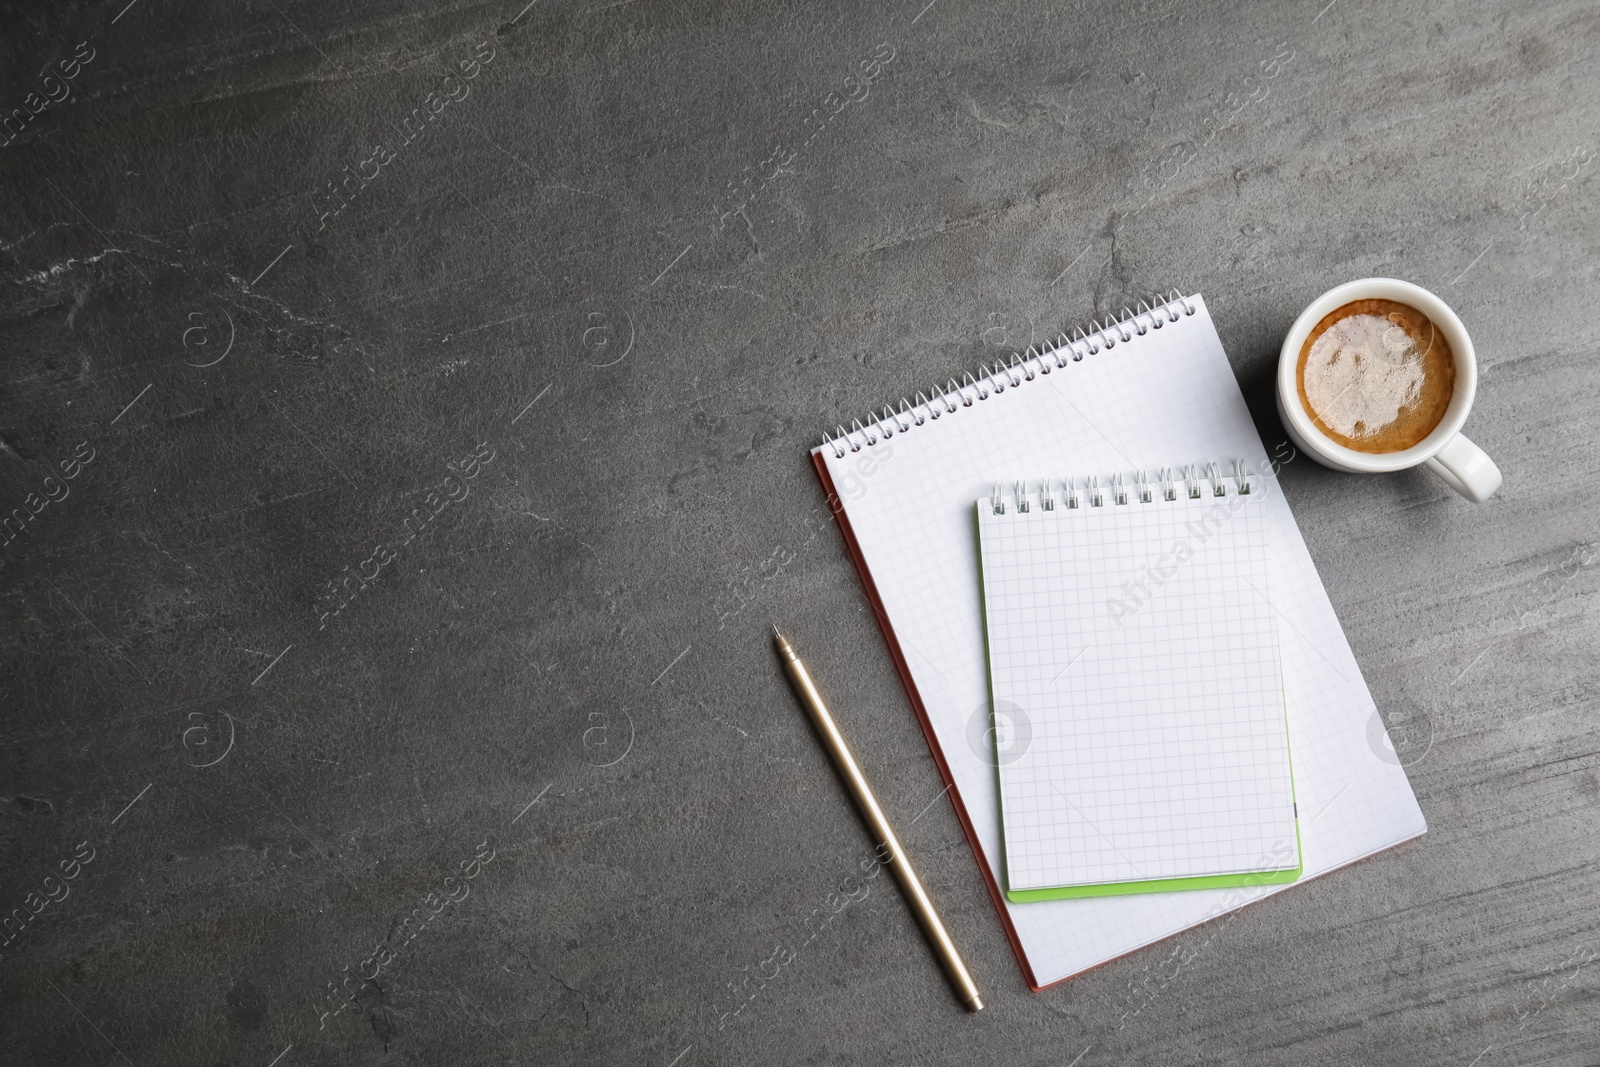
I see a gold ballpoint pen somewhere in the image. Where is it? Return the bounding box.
[772,624,984,1012]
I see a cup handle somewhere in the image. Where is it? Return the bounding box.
[1424,433,1501,502]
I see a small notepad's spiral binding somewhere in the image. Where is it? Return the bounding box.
[821,290,1197,458]
[989,459,1255,515]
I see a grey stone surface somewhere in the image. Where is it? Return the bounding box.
[1,0,1597,1064]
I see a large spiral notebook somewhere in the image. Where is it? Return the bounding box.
[810,292,1426,990]
[977,469,1300,902]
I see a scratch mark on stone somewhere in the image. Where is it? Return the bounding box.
[111,782,153,825]
[651,645,691,686]
[650,244,692,287]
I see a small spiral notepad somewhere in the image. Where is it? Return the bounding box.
[977,467,1300,901]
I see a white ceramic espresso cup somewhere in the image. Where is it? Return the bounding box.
[1277,278,1501,503]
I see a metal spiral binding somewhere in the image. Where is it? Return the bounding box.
[987,460,1258,515]
[821,290,1196,458]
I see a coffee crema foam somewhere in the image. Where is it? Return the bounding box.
[1296,298,1455,454]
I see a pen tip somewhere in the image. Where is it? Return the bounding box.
[770,622,782,639]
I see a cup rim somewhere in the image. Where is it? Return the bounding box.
[1277,278,1478,472]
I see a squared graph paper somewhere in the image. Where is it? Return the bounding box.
[978,481,1299,896]
[814,295,1426,987]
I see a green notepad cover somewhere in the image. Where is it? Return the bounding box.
[974,508,1303,904]
[1004,821,1303,902]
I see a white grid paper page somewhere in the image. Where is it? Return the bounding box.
[815,296,1426,987]
[978,484,1297,891]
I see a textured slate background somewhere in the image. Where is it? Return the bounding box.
[2,1,1598,1064]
